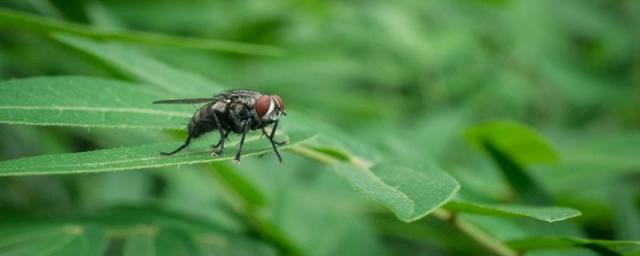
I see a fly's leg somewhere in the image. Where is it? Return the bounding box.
[233,120,250,164]
[261,129,286,145]
[161,136,192,156]
[261,121,287,146]
[212,130,230,148]
[210,111,227,156]
[211,130,230,155]
[262,121,284,162]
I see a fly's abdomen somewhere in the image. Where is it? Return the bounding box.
[187,107,218,138]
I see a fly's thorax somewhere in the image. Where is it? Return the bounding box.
[211,100,228,112]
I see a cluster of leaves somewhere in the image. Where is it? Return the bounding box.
[1,0,639,255]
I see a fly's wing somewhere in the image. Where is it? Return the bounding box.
[153,90,259,104]
[153,98,215,104]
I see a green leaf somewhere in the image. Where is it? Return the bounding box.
[465,121,555,205]
[52,34,223,96]
[124,228,199,256]
[0,129,315,176]
[0,206,276,256]
[465,120,559,165]
[507,237,640,256]
[0,224,107,256]
[331,161,460,222]
[123,228,156,256]
[0,7,283,56]
[0,76,191,129]
[445,200,582,222]
[483,140,554,205]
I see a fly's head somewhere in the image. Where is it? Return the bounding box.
[255,94,286,122]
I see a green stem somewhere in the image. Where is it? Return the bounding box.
[288,145,371,169]
[432,209,519,256]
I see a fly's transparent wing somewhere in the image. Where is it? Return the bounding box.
[153,98,215,104]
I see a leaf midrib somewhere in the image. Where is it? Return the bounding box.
[0,106,191,118]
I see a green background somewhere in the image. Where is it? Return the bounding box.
[0,1,639,255]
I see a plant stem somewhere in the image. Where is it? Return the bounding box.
[288,145,371,169]
[432,209,519,256]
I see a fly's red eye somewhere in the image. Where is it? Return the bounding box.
[272,95,285,111]
[255,95,271,117]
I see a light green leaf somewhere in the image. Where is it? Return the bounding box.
[0,7,283,56]
[507,237,640,256]
[445,200,582,222]
[0,76,191,129]
[0,129,315,176]
[331,161,460,222]
[53,34,223,96]
[465,120,559,165]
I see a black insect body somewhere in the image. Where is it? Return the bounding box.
[153,90,287,163]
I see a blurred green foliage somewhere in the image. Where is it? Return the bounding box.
[1,0,639,255]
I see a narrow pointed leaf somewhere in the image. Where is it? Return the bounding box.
[0,76,191,129]
[445,200,582,222]
[0,130,315,176]
[0,7,283,56]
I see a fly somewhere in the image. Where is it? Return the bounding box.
[153,90,287,163]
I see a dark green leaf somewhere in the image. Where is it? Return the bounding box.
[0,224,107,256]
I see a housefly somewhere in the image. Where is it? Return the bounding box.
[153,90,287,163]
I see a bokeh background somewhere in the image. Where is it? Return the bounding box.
[1,0,639,255]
